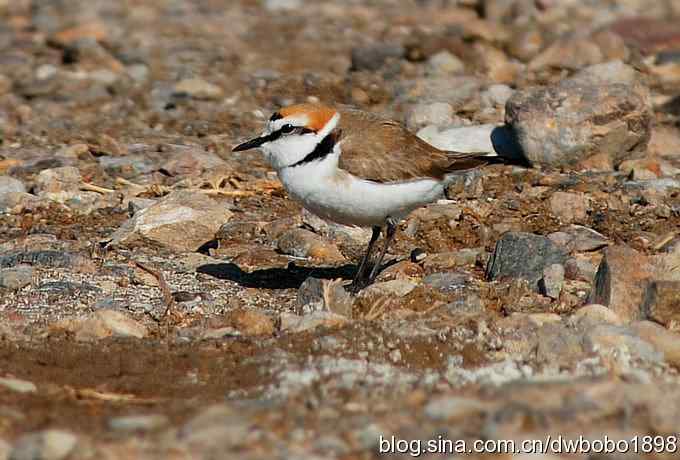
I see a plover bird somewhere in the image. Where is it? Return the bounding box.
[233,103,510,292]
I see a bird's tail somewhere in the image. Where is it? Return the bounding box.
[442,150,527,174]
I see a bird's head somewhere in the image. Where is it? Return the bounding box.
[232,103,340,170]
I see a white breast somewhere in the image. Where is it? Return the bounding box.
[277,152,445,227]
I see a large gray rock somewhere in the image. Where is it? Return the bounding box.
[486,232,567,291]
[0,176,26,193]
[109,191,233,252]
[505,79,652,168]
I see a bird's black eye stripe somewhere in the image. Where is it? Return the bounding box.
[273,125,316,136]
[270,112,283,121]
[268,125,316,140]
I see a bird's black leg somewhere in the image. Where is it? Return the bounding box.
[367,217,398,284]
[347,226,381,293]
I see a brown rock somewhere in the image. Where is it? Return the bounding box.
[473,43,522,84]
[570,304,624,326]
[548,192,588,224]
[65,38,125,73]
[577,152,614,171]
[97,134,128,157]
[54,309,149,341]
[508,28,543,61]
[277,228,345,263]
[609,18,680,54]
[215,221,265,244]
[108,191,233,252]
[34,166,82,194]
[654,247,680,282]
[376,260,424,282]
[174,78,224,101]
[358,280,417,305]
[632,320,680,367]
[648,126,680,159]
[588,246,653,323]
[226,309,274,336]
[423,248,484,271]
[263,215,303,240]
[163,146,226,177]
[529,30,627,71]
[0,74,12,96]
[230,248,289,272]
[641,281,680,330]
[279,311,349,333]
[57,143,90,159]
[618,158,661,178]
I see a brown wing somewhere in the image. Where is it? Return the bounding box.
[336,108,491,183]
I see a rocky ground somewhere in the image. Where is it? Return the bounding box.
[1,0,680,458]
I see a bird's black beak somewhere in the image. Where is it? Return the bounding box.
[232,136,268,152]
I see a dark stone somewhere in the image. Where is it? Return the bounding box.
[38,281,101,295]
[485,232,567,291]
[656,50,680,65]
[296,277,326,315]
[0,250,96,273]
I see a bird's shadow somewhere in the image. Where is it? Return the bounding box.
[197,259,402,290]
[196,262,357,289]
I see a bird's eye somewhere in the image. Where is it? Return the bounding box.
[281,124,295,133]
